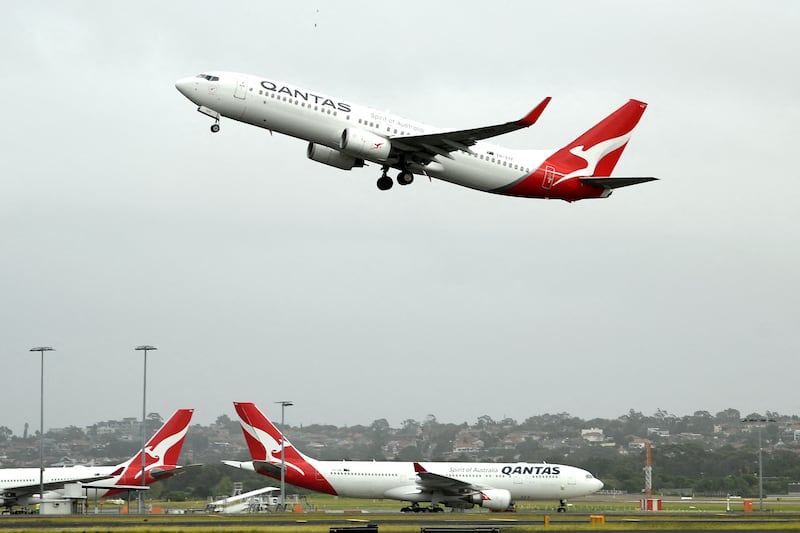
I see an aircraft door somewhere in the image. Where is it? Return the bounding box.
[234,77,248,100]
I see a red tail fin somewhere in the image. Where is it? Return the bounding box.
[233,402,338,495]
[234,402,273,461]
[118,409,194,484]
[499,99,649,200]
[552,99,647,177]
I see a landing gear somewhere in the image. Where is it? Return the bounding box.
[210,122,220,133]
[400,503,444,513]
[376,166,415,191]
[397,170,414,186]
[377,175,393,190]
[557,499,567,513]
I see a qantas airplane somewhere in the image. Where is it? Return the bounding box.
[175,71,655,201]
[0,408,194,509]
[223,402,603,513]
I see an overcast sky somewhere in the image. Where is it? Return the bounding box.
[1,1,798,436]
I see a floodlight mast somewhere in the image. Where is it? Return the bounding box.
[276,401,293,510]
[742,417,775,511]
[135,345,157,514]
[29,347,54,503]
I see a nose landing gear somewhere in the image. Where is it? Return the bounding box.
[210,121,220,133]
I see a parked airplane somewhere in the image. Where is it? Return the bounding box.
[175,71,655,201]
[0,408,194,509]
[223,402,603,512]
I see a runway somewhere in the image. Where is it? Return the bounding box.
[3,511,800,532]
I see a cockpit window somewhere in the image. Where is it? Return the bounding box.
[196,74,220,82]
[586,474,594,479]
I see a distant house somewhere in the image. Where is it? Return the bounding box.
[581,428,604,443]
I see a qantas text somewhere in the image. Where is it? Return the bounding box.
[501,465,560,476]
[261,81,351,113]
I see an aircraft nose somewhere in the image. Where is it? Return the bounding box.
[175,77,197,99]
[594,478,604,491]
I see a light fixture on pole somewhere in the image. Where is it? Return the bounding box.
[276,400,293,510]
[30,347,54,503]
[135,345,157,514]
[742,417,775,511]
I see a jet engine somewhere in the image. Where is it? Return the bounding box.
[339,128,391,161]
[307,143,365,170]
[461,489,512,511]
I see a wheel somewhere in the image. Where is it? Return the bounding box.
[397,171,414,185]
[210,123,220,133]
[557,506,566,513]
[377,175,393,190]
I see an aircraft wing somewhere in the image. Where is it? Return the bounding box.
[413,463,485,493]
[390,97,551,163]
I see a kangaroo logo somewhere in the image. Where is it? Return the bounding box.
[549,131,632,188]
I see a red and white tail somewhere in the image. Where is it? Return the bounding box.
[233,402,337,495]
[234,402,310,464]
[501,99,655,199]
[555,99,648,178]
[115,408,194,486]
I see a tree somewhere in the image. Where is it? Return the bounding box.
[400,419,421,435]
[396,445,423,461]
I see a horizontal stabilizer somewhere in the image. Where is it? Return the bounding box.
[84,483,151,491]
[253,460,283,477]
[150,463,201,479]
[579,176,658,189]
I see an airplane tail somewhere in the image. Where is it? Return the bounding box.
[115,409,194,486]
[556,99,648,177]
[232,402,338,495]
[501,99,656,198]
[233,402,311,464]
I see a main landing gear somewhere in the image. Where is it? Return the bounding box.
[210,121,220,133]
[376,168,414,190]
[557,499,568,513]
[400,503,444,513]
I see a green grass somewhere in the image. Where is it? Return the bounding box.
[5,495,800,532]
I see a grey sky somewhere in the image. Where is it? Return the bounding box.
[1,1,798,435]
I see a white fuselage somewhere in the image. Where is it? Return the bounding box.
[315,460,600,501]
[0,465,119,506]
[175,72,554,193]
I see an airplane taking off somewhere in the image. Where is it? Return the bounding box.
[0,409,194,509]
[223,402,603,512]
[175,71,655,201]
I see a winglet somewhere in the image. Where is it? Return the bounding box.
[518,96,551,126]
[413,462,426,473]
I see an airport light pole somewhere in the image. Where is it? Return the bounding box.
[742,417,775,511]
[135,345,157,514]
[276,400,293,511]
[30,347,54,504]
